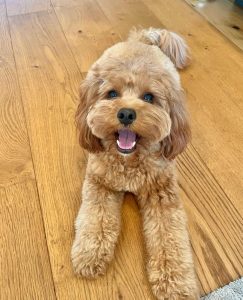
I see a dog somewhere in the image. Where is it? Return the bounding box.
[71,28,199,300]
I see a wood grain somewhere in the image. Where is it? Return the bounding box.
[185,0,243,51]
[5,0,51,16]
[51,0,87,8]
[0,2,34,187]
[178,145,243,294]
[96,0,162,39]
[0,181,56,300]
[142,0,243,214]
[0,4,55,298]
[54,0,119,73]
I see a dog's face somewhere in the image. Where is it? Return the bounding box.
[76,41,191,160]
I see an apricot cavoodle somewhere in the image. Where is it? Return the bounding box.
[72,28,199,300]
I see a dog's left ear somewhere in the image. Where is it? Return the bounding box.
[160,89,191,160]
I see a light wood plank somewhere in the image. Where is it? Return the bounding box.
[5,0,51,16]
[9,10,155,299]
[178,145,243,294]
[54,0,119,73]
[0,4,55,297]
[0,182,56,300]
[96,0,162,39]
[0,2,34,187]
[185,0,243,51]
[51,0,85,8]
[142,0,243,214]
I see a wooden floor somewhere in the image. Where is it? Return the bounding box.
[0,0,242,299]
[186,0,243,51]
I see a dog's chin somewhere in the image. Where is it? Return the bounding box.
[116,145,136,154]
[115,128,138,155]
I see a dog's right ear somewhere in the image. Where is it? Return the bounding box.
[76,76,103,153]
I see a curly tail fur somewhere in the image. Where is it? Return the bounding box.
[128,28,190,69]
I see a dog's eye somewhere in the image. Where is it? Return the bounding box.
[107,90,118,99]
[143,93,154,103]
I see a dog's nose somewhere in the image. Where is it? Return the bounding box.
[117,108,136,125]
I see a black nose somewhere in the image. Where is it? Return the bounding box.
[117,108,136,125]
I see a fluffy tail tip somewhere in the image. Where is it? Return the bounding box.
[128,27,191,69]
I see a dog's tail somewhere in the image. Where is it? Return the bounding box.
[127,27,190,69]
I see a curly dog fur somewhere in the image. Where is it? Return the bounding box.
[71,28,199,299]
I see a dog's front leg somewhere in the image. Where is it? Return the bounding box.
[138,188,199,300]
[71,178,123,278]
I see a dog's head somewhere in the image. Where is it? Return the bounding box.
[76,28,191,160]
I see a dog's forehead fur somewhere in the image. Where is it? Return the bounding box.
[91,42,180,86]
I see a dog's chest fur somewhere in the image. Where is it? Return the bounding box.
[86,152,177,195]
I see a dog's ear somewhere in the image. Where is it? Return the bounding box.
[76,76,103,153]
[160,89,191,160]
[128,28,190,69]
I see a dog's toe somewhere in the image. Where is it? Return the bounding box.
[72,256,107,278]
[71,239,112,279]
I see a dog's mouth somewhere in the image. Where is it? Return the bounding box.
[116,129,138,154]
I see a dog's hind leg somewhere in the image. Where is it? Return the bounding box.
[71,178,123,278]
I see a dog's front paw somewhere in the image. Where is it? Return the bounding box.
[71,235,114,278]
[148,263,199,300]
[150,278,197,300]
[72,253,107,278]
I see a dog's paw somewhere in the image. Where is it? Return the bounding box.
[72,254,107,278]
[71,236,114,278]
[150,278,198,300]
[148,264,199,300]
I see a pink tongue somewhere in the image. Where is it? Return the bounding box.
[118,129,136,150]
